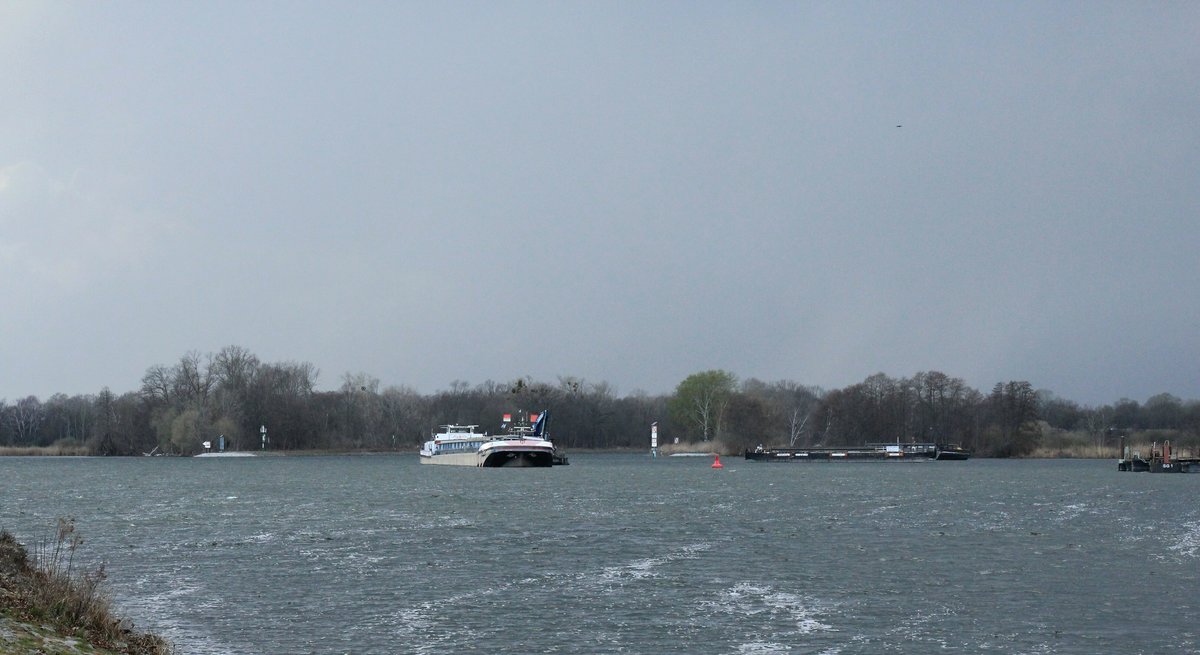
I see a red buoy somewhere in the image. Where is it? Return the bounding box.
[712,454,723,469]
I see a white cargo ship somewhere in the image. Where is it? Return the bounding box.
[419,411,556,467]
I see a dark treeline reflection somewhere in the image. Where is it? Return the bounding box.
[2,347,1197,456]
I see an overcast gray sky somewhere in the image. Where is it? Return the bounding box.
[2,2,1197,406]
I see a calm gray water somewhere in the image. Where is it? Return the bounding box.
[1,455,1197,654]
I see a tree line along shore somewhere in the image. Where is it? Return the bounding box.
[2,347,1197,458]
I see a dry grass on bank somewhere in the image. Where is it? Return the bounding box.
[1027,444,1120,459]
[0,444,91,456]
[0,519,171,655]
[1029,428,1200,459]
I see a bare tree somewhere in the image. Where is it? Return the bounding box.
[140,365,174,404]
[173,351,214,407]
[788,411,809,447]
[6,396,45,445]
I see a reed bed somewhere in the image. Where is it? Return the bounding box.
[0,444,92,456]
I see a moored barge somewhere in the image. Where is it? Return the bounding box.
[745,442,970,462]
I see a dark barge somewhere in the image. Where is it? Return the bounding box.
[745,442,970,462]
[1117,437,1200,473]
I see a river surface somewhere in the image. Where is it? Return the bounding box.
[1,455,1197,654]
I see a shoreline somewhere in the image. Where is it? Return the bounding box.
[0,528,171,655]
[0,448,1134,460]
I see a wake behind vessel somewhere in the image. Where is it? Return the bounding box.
[420,410,557,467]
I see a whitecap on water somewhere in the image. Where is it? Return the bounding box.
[599,556,660,582]
[700,583,833,637]
[735,641,793,653]
[119,581,251,655]
[593,541,712,585]
[246,532,275,544]
[865,504,901,516]
[1054,502,1090,521]
[1168,521,1200,558]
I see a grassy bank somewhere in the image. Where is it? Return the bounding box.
[1026,444,1119,458]
[0,445,92,456]
[1029,428,1200,459]
[0,519,170,655]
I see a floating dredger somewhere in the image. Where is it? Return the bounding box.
[1117,436,1200,473]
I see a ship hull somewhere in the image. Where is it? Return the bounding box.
[419,451,479,466]
[479,449,554,467]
